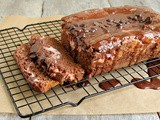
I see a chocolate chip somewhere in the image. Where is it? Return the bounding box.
[113,20,120,23]
[90,28,97,33]
[106,19,111,22]
[136,15,143,22]
[75,28,82,32]
[105,29,109,33]
[144,17,152,24]
[74,24,78,27]
[119,20,123,23]
[104,25,109,27]
[41,59,47,68]
[116,23,123,29]
[127,16,132,19]
[30,53,37,62]
[76,37,84,45]
[134,15,138,20]
[132,17,137,21]
[135,14,141,18]
[100,25,106,29]
[68,26,75,31]
[30,53,36,58]
[68,27,72,31]
[63,81,70,86]
[117,23,122,26]
[93,21,99,26]
[125,21,130,24]
[82,28,89,33]
[80,24,86,27]
[16,43,21,46]
[84,29,89,33]
[79,33,86,39]
[71,30,78,36]
[100,26,109,33]
[142,24,154,30]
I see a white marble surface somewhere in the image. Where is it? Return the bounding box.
[0,0,160,120]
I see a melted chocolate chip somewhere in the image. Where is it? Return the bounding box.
[99,79,121,90]
[131,59,160,90]
[144,17,152,24]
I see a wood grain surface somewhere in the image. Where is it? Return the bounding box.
[0,0,160,120]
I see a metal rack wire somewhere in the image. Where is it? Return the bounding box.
[0,20,159,118]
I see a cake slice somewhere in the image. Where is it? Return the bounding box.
[29,34,84,84]
[14,44,59,93]
[61,5,160,78]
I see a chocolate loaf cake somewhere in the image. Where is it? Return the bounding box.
[14,44,59,93]
[61,5,160,78]
[29,34,84,84]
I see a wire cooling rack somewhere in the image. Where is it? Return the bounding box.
[0,20,160,119]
